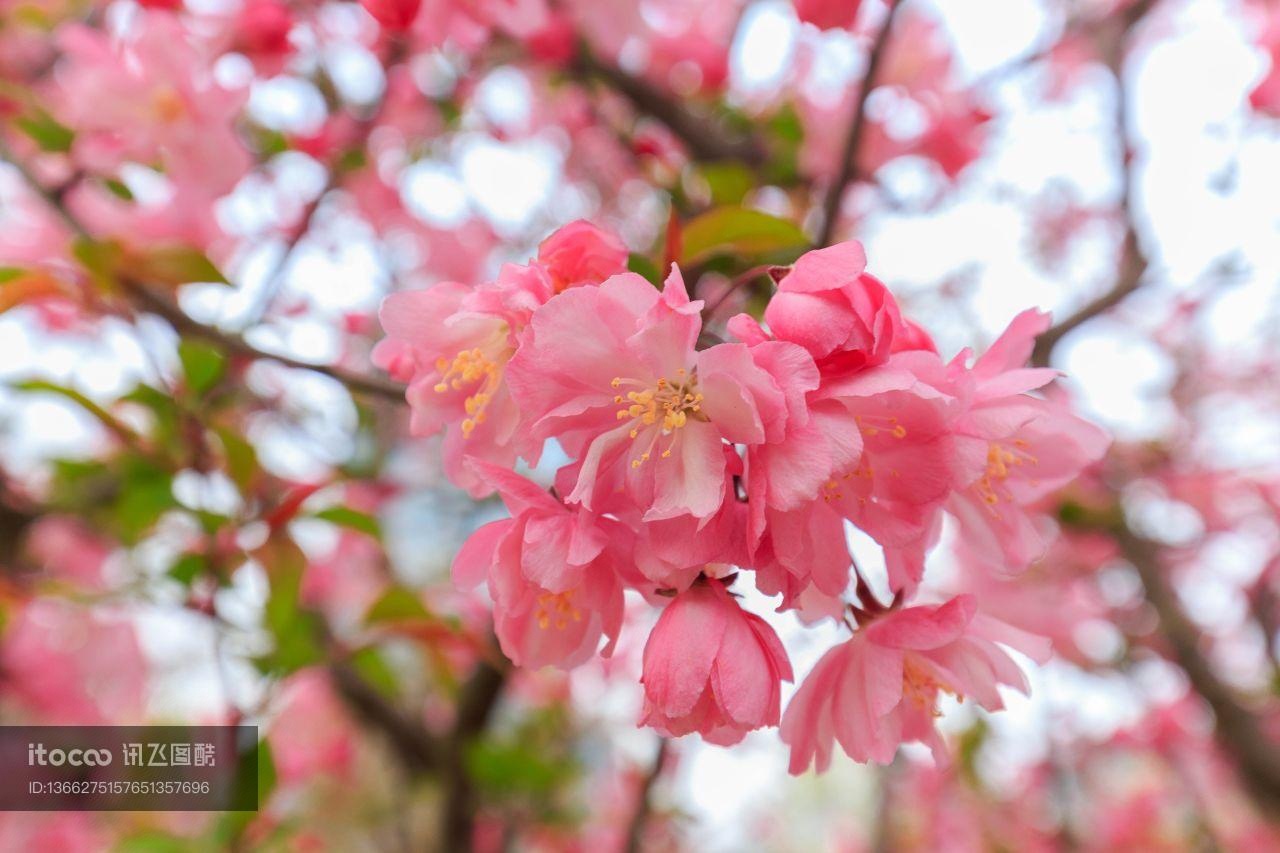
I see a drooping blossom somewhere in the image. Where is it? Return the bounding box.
[730,242,936,379]
[781,595,1049,772]
[535,220,629,292]
[452,461,630,668]
[640,578,793,744]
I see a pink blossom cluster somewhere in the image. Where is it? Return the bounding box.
[378,222,1108,772]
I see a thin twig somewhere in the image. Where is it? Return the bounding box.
[623,737,668,853]
[815,0,904,247]
[236,39,408,330]
[574,48,767,166]
[329,661,441,772]
[1031,0,1156,367]
[0,141,407,402]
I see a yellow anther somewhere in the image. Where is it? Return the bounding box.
[435,343,508,439]
[612,369,704,467]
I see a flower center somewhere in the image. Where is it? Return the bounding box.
[535,591,582,630]
[434,347,503,438]
[151,86,186,124]
[855,414,907,439]
[974,439,1038,509]
[902,656,958,717]
[611,368,704,467]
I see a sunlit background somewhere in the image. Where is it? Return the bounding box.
[2,0,1279,849]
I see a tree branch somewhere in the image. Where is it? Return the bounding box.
[126,281,408,401]
[815,0,904,247]
[0,141,408,402]
[1031,0,1155,368]
[623,737,668,853]
[329,661,441,773]
[441,659,509,852]
[573,49,767,166]
[1113,521,1280,812]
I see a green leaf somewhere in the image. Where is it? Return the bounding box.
[253,738,276,808]
[213,426,258,493]
[697,162,754,206]
[467,739,576,799]
[15,109,74,153]
[312,506,381,538]
[627,253,662,286]
[364,586,430,625]
[114,457,176,543]
[178,340,226,394]
[102,178,135,202]
[10,379,138,444]
[72,237,126,290]
[134,245,229,287]
[167,553,206,586]
[347,646,400,697]
[122,383,181,448]
[113,832,194,853]
[679,206,809,266]
[258,538,323,673]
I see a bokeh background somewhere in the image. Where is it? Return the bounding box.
[1,0,1279,849]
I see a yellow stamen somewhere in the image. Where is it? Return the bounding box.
[610,370,705,467]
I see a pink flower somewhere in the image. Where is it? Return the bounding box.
[794,0,861,31]
[781,595,1049,772]
[54,14,250,197]
[362,0,422,31]
[301,532,388,629]
[374,267,551,495]
[268,669,356,786]
[640,579,793,745]
[375,222,625,495]
[825,350,966,592]
[23,516,114,591]
[729,242,931,380]
[231,0,295,75]
[536,220,629,293]
[509,268,806,522]
[947,310,1110,572]
[452,462,629,668]
[1250,12,1280,117]
[915,93,992,180]
[1,598,147,724]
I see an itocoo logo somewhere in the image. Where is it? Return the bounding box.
[27,744,113,766]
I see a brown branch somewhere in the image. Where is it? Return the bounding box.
[623,737,668,853]
[0,141,407,402]
[125,281,408,401]
[329,661,440,773]
[573,49,767,166]
[1113,522,1280,813]
[236,38,410,330]
[441,659,509,852]
[815,0,904,247]
[1031,0,1155,368]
